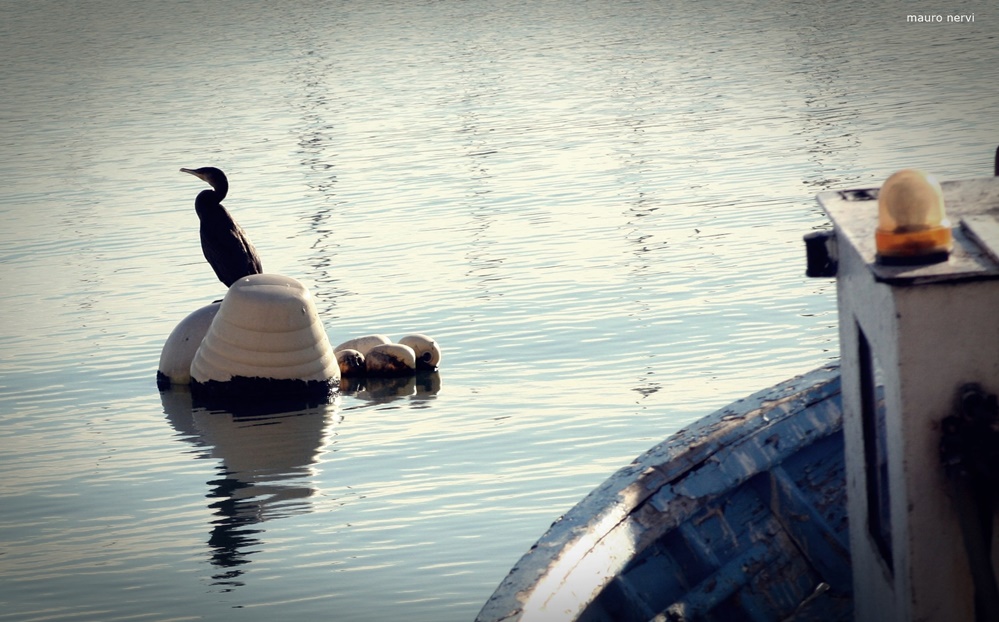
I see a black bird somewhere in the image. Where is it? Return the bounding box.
[181,167,263,287]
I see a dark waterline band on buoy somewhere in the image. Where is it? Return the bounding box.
[191,375,339,403]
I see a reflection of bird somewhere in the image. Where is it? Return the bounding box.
[995,146,999,176]
[181,167,263,287]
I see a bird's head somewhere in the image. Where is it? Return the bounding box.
[180,166,228,193]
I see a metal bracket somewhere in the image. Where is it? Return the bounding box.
[804,230,838,278]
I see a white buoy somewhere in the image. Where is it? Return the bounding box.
[398,334,442,370]
[157,301,221,388]
[365,343,417,376]
[189,274,339,399]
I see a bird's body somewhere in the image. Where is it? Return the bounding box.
[181,167,263,287]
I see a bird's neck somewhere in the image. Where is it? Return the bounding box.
[212,177,229,201]
[194,189,230,220]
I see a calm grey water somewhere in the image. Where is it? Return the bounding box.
[2,0,997,620]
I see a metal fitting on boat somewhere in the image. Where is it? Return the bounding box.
[804,230,838,277]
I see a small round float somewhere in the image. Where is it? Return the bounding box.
[365,343,417,376]
[335,334,392,355]
[158,274,340,402]
[398,334,442,371]
[335,348,365,377]
[333,333,442,378]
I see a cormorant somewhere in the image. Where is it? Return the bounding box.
[181,167,263,287]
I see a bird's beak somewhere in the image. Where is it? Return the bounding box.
[180,167,206,182]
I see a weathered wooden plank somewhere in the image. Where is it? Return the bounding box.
[658,541,781,621]
[761,444,851,592]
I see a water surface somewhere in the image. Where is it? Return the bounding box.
[2,1,998,620]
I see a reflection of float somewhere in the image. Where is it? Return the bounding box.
[160,389,340,588]
[340,370,443,401]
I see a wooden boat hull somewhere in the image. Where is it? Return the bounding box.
[477,365,850,622]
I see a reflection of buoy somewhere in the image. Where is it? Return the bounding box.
[365,343,417,376]
[398,334,442,370]
[157,301,221,388]
[188,274,339,400]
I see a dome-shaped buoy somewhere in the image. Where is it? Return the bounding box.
[365,343,417,376]
[398,334,442,371]
[190,274,339,400]
[157,301,221,389]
